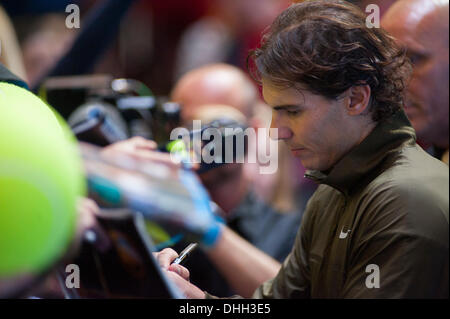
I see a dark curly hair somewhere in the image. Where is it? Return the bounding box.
[248,0,412,122]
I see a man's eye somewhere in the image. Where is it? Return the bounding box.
[408,52,426,66]
[287,110,300,116]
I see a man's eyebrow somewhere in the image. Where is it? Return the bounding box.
[273,104,303,111]
[404,40,428,53]
[406,48,429,59]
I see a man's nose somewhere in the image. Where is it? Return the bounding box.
[270,115,293,140]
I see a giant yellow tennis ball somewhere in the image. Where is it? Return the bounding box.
[0,82,85,278]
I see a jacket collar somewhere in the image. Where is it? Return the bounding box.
[305,110,416,196]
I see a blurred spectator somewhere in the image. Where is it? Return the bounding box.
[382,0,449,163]
[17,0,138,91]
[172,63,258,125]
[173,0,291,80]
[0,5,27,81]
[14,14,77,87]
[95,0,209,96]
[6,0,291,97]
[3,0,91,87]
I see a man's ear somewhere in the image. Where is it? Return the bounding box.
[346,85,371,116]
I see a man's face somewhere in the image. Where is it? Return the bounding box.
[262,79,356,171]
[382,2,449,148]
[171,68,254,126]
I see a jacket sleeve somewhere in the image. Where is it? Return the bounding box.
[204,216,311,299]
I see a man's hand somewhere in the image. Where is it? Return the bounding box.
[153,248,206,299]
[102,136,157,154]
[153,248,190,281]
[75,197,110,252]
[101,136,180,169]
[77,197,100,233]
[165,270,206,299]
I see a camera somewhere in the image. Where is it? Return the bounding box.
[39,75,181,146]
[40,74,249,173]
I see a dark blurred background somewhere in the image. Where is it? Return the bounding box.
[0,0,296,96]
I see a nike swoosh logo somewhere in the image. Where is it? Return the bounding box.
[339,228,351,239]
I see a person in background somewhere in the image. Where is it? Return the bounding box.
[13,14,77,87]
[382,0,449,163]
[0,5,27,82]
[173,0,291,79]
